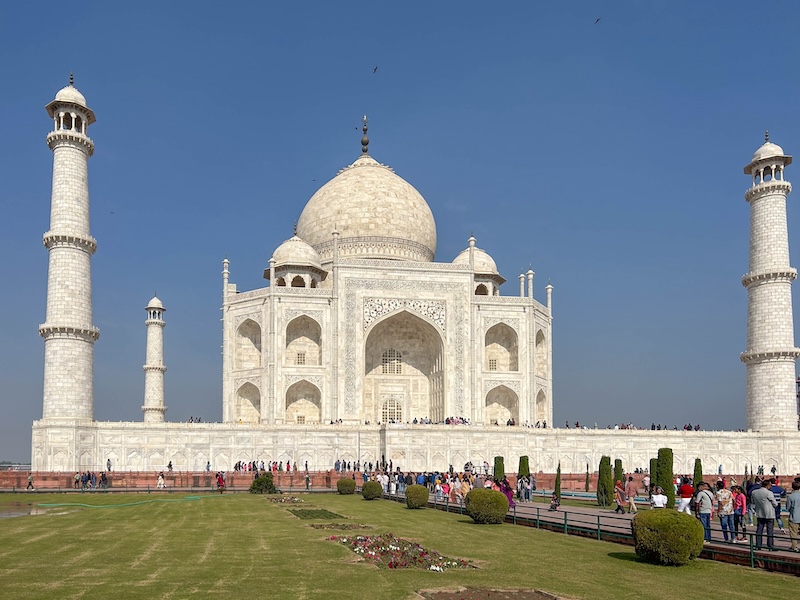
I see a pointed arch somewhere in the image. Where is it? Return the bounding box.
[475,283,489,295]
[535,329,547,378]
[535,389,547,424]
[485,323,518,371]
[236,382,261,423]
[285,379,321,423]
[235,319,262,369]
[291,275,305,287]
[485,384,519,424]
[286,315,322,366]
[364,310,445,423]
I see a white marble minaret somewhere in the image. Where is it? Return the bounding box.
[142,296,167,422]
[742,132,800,430]
[39,75,99,421]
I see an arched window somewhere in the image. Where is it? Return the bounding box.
[291,275,305,288]
[535,330,547,378]
[275,277,286,287]
[475,284,489,295]
[381,349,402,374]
[382,396,402,423]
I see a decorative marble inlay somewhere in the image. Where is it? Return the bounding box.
[483,379,521,396]
[285,375,323,389]
[285,309,324,323]
[363,298,446,332]
[483,317,520,331]
[234,314,261,329]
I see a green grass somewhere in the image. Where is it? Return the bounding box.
[0,492,794,599]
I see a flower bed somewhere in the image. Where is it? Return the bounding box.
[329,533,474,571]
[269,496,305,504]
[311,523,372,530]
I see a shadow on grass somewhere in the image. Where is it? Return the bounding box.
[607,551,646,563]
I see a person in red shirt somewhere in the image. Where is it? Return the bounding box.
[677,477,695,514]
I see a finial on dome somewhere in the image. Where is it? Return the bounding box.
[361,115,369,154]
[765,129,770,143]
[69,71,74,86]
[293,222,298,236]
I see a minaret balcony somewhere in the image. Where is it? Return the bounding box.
[740,348,800,364]
[745,180,792,201]
[741,268,797,287]
[46,130,94,155]
[42,231,97,254]
[38,323,100,342]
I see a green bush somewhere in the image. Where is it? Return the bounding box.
[361,480,383,500]
[518,455,530,478]
[693,458,703,489]
[585,464,590,492]
[464,488,509,524]
[656,448,675,508]
[554,462,562,499]
[249,473,278,494]
[614,458,624,486]
[405,484,429,509]
[631,510,704,566]
[336,477,356,495]
[649,457,658,484]
[597,456,613,507]
[493,456,505,480]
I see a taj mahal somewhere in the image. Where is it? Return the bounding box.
[31,79,800,474]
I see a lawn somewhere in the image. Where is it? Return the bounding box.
[0,491,793,599]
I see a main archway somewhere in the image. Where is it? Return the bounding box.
[364,310,445,423]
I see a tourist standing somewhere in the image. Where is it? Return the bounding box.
[732,485,748,542]
[715,480,734,543]
[770,478,787,533]
[625,477,638,513]
[613,480,627,514]
[650,486,668,508]
[157,472,165,489]
[751,480,778,550]
[676,477,694,514]
[643,473,651,498]
[786,480,800,552]
[695,482,715,543]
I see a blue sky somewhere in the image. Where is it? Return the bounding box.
[2,2,799,461]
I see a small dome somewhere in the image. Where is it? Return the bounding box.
[54,85,87,107]
[752,141,785,163]
[146,296,164,310]
[296,154,437,263]
[452,247,499,275]
[272,235,322,270]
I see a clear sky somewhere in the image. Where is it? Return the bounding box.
[2,1,800,461]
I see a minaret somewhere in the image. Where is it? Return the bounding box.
[39,75,99,421]
[741,132,800,430]
[142,295,167,422]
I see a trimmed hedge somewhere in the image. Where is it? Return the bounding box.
[518,456,530,478]
[249,473,278,494]
[554,462,562,499]
[493,456,505,480]
[597,456,613,507]
[405,484,429,509]
[464,488,509,524]
[361,480,383,500]
[693,458,703,489]
[336,478,356,495]
[656,448,675,509]
[613,458,624,486]
[631,510,704,566]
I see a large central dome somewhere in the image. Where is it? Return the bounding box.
[296,154,437,263]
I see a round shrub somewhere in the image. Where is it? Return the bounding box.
[336,478,356,495]
[464,488,509,524]
[631,510,704,566]
[249,473,278,494]
[405,484,429,509]
[361,480,383,500]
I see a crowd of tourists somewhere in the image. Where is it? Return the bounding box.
[73,471,108,490]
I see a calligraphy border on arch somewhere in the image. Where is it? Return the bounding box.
[285,309,323,324]
[483,379,521,396]
[344,279,467,415]
[363,298,446,331]
[285,374,323,389]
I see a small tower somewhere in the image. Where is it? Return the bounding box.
[741,133,800,430]
[39,75,99,420]
[142,295,167,422]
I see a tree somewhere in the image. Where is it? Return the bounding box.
[554,462,562,499]
[614,458,624,486]
[649,457,658,482]
[744,464,749,486]
[518,455,530,478]
[597,456,613,507]
[693,458,703,489]
[585,463,590,492]
[493,456,505,480]
[656,448,675,509]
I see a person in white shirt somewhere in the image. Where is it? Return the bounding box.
[650,486,668,508]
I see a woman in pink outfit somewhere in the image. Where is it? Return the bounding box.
[731,485,748,542]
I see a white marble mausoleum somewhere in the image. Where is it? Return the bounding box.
[31,80,800,474]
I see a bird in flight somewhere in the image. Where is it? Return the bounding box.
[595,17,601,24]
[373,66,378,74]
